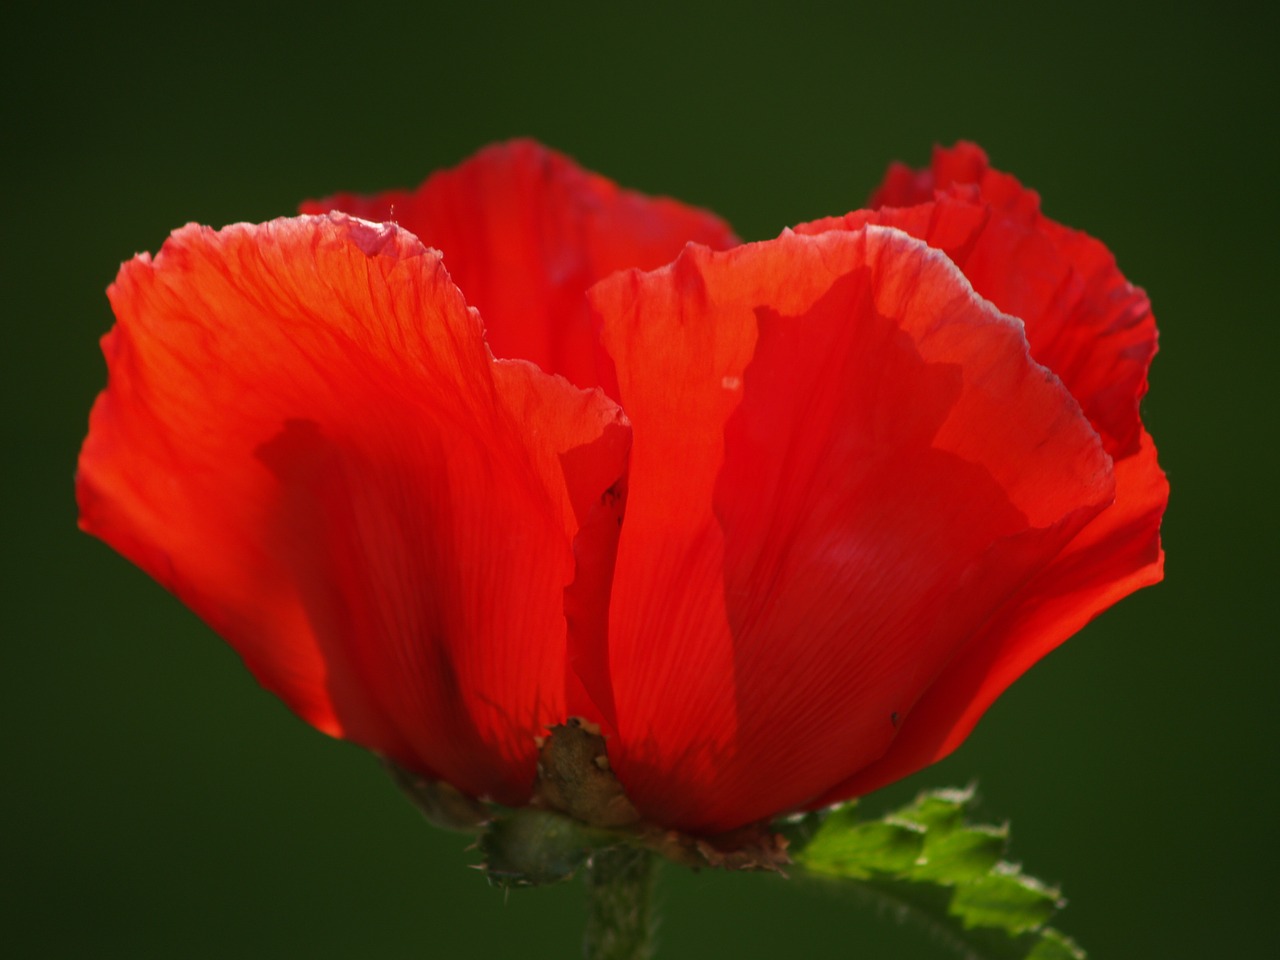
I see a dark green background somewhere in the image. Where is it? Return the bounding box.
[6,2,1274,957]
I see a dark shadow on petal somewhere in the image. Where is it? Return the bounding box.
[255,418,492,789]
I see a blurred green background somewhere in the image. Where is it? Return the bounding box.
[5,2,1274,957]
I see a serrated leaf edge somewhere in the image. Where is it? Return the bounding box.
[784,787,1085,960]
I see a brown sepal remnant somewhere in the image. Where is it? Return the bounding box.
[642,821,791,874]
[384,759,491,832]
[533,717,641,828]
[533,717,790,872]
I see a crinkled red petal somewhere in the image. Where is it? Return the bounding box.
[793,145,1167,803]
[870,141,1025,212]
[815,432,1165,802]
[589,226,1113,833]
[301,140,738,395]
[77,214,629,804]
[806,143,1156,458]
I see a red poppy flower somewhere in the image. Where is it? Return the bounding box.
[78,141,1165,836]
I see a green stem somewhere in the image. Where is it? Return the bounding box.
[583,845,657,960]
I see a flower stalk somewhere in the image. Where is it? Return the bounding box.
[583,845,657,960]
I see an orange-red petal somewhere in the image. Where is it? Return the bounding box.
[301,140,738,393]
[77,214,629,804]
[589,226,1113,833]
[796,144,1166,804]
[803,142,1156,458]
[818,432,1165,801]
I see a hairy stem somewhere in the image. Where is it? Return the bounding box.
[583,845,657,960]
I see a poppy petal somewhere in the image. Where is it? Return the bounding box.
[589,226,1113,833]
[818,431,1165,801]
[869,141,1017,210]
[796,145,1166,802]
[803,144,1156,458]
[301,140,739,393]
[77,214,629,804]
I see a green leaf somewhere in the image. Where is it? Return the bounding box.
[950,865,1061,934]
[893,785,975,834]
[1025,930,1086,960]
[911,823,1007,882]
[801,814,925,878]
[788,787,1084,960]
